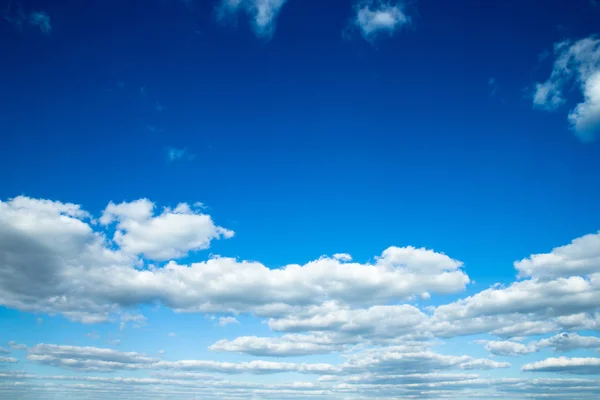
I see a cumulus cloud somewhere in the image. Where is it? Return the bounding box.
[353,1,411,41]
[515,231,600,279]
[475,339,538,357]
[533,36,600,142]
[217,0,288,38]
[100,199,233,260]
[522,357,600,375]
[0,347,9,354]
[0,195,468,323]
[537,332,600,352]
[0,356,18,363]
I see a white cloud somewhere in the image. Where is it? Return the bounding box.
[217,0,288,38]
[476,339,538,357]
[0,356,18,363]
[522,357,600,375]
[537,332,600,352]
[332,253,352,262]
[120,313,147,330]
[353,1,411,41]
[514,231,600,279]
[209,333,347,357]
[100,199,233,260]
[8,341,26,351]
[218,316,240,326]
[533,36,600,142]
[0,196,468,323]
[0,347,9,354]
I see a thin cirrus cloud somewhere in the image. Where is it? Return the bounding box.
[533,36,600,142]
[216,0,289,39]
[352,0,411,41]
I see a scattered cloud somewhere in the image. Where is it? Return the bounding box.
[218,316,240,326]
[352,1,411,41]
[0,347,9,354]
[87,332,100,340]
[217,0,288,39]
[0,356,18,363]
[166,146,195,162]
[533,36,600,142]
[120,313,148,331]
[8,341,26,351]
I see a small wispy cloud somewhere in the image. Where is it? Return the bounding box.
[86,332,100,340]
[166,147,195,162]
[168,332,177,337]
[217,0,288,39]
[352,1,411,41]
[29,11,51,34]
[4,4,52,35]
[489,78,498,96]
[218,316,240,327]
[8,341,26,351]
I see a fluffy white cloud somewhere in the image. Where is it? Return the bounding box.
[515,231,600,279]
[476,339,538,357]
[353,1,411,40]
[100,199,233,260]
[533,36,600,142]
[522,357,600,375]
[0,357,18,363]
[537,332,600,352]
[217,0,288,38]
[0,196,469,323]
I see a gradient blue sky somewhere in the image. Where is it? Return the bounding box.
[1,0,600,399]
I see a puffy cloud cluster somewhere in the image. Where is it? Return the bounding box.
[533,36,600,142]
[0,196,468,323]
[3,194,600,399]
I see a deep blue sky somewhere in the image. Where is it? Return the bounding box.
[1,0,599,288]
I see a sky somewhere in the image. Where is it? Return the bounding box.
[1,0,600,398]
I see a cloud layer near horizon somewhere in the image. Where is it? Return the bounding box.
[1,195,600,399]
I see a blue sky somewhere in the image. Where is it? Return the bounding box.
[1,0,600,398]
